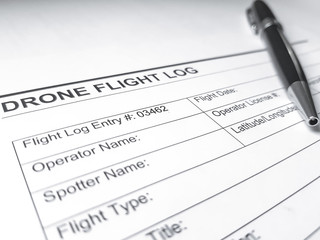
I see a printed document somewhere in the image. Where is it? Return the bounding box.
[1,1,320,239]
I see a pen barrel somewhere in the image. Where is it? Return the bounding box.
[262,25,307,88]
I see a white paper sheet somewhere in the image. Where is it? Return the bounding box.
[1,1,320,239]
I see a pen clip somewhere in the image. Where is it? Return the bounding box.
[246,8,259,35]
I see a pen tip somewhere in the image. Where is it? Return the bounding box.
[308,116,319,127]
[288,81,319,128]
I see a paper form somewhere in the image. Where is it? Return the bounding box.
[1,39,320,240]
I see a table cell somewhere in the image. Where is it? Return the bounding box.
[14,99,201,164]
[207,89,290,127]
[188,73,282,112]
[225,104,303,146]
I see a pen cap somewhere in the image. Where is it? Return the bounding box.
[252,0,275,23]
[247,0,281,35]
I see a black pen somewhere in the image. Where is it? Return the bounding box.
[246,0,319,127]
